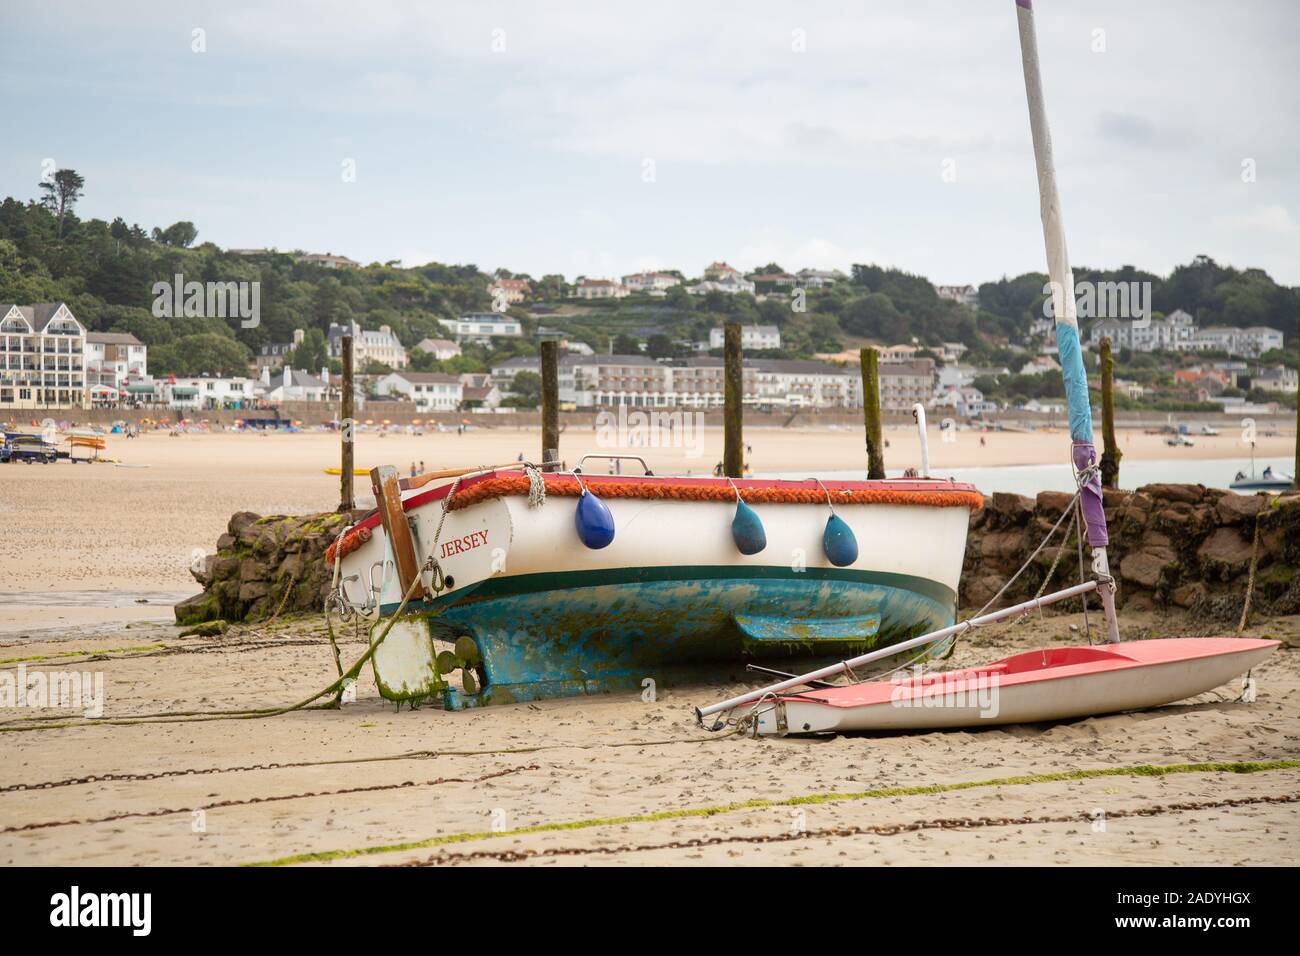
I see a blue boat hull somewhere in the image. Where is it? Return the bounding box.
[397,567,956,709]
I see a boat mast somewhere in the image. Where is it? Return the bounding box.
[1014,0,1120,642]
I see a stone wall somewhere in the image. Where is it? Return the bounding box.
[963,485,1300,620]
[176,485,1300,626]
[174,509,365,626]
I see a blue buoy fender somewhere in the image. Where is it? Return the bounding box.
[575,489,616,549]
[730,498,767,555]
[822,513,858,567]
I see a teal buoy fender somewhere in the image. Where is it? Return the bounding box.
[823,513,858,567]
[575,489,616,549]
[730,498,767,555]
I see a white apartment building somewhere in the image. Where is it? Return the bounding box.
[489,353,858,409]
[877,359,936,412]
[573,279,628,300]
[85,331,148,397]
[0,302,87,410]
[708,325,781,350]
[1188,325,1284,358]
[1088,309,1196,352]
[440,313,523,343]
[621,272,680,294]
[375,371,465,411]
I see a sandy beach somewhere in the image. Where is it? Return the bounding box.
[2,607,1296,866]
[1,425,1293,609]
[3,425,1297,867]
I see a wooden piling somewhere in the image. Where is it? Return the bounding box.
[1099,336,1121,488]
[540,340,560,465]
[723,322,743,478]
[338,335,355,512]
[860,347,885,479]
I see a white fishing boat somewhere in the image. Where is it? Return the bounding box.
[328,459,982,709]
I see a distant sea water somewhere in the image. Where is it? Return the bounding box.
[762,457,1294,498]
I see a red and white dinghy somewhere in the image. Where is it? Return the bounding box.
[752,638,1279,736]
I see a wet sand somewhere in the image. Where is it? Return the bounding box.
[1,608,1296,866]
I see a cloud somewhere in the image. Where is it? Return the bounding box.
[1223,204,1297,235]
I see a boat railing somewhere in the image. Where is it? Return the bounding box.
[573,453,654,476]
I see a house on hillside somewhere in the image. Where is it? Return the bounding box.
[439,313,523,344]
[572,278,628,300]
[258,329,303,371]
[935,284,979,307]
[703,261,742,281]
[414,337,461,361]
[258,367,331,403]
[488,278,531,305]
[327,321,408,369]
[375,371,464,411]
[689,274,755,295]
[621,272,680,294]
[299,252,359,269]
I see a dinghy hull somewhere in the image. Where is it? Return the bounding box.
[754,638,1279,734]
[330,471,981,709]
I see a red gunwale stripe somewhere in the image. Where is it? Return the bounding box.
[345,470,982,536]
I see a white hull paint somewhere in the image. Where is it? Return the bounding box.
[339,479,972,620]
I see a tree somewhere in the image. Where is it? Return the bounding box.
[150,333,251,376]
[38,169,85,238]
[286,328,329,371]
[509,370,543,407]
[646,334,675,358]
[152,221,199,248]
[613,333,640,354]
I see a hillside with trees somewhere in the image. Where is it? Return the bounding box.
[1,175,1295,382]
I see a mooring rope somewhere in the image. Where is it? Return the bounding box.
[0,552,433,733]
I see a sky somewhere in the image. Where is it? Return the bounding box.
[2,0,1298,285]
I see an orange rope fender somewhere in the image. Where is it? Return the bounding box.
[449,476,984,512]
[326,477,983,565]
